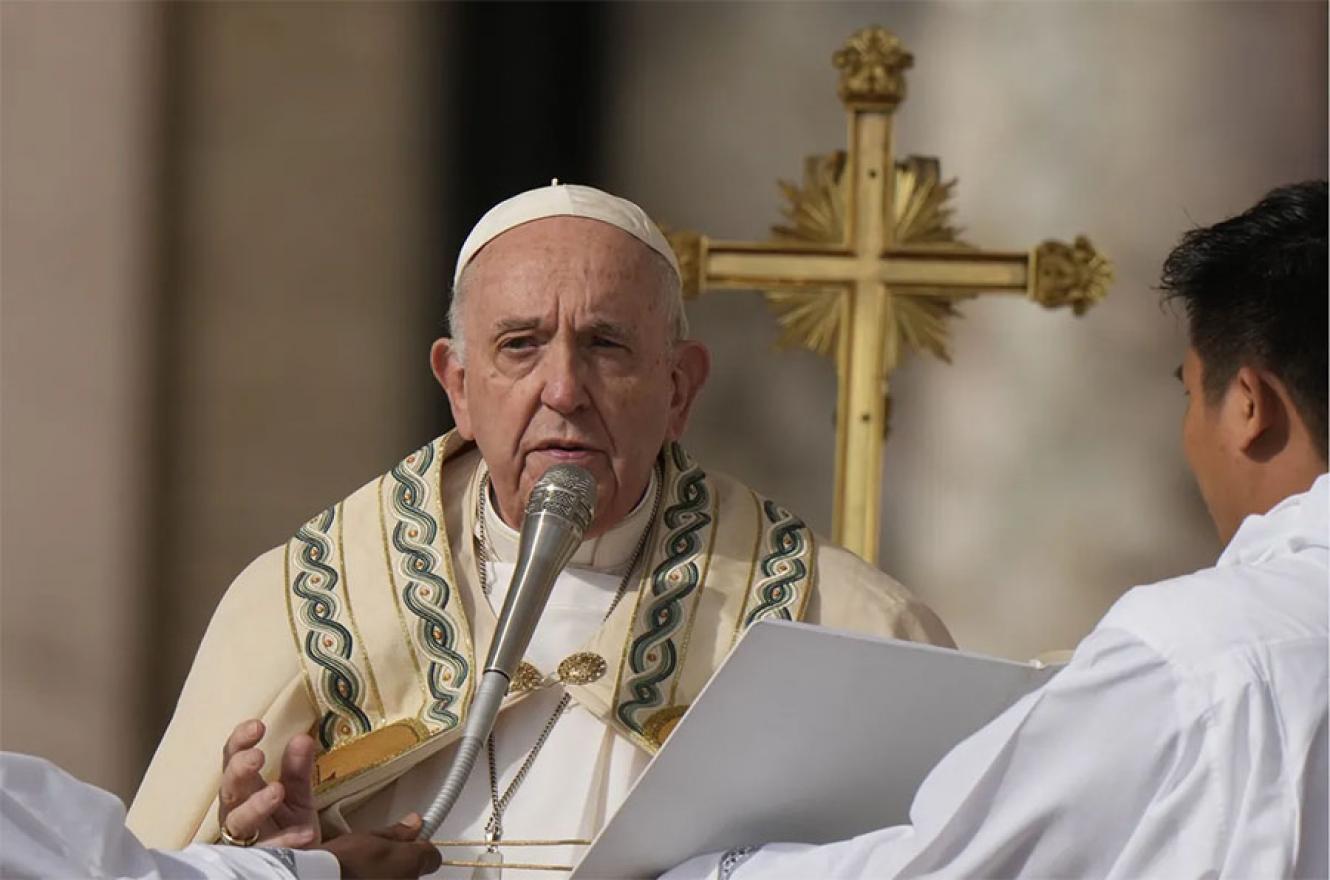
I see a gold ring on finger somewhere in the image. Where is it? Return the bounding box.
[219,823,261,847]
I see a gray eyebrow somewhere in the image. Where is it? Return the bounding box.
[487,316,634,342]
[491,317,541,337]
[582,319,632,339]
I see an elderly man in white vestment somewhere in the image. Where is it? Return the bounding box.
[126,183,954,876]
[666,182,1330,880]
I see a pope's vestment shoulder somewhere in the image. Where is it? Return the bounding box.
[805,541,955,648]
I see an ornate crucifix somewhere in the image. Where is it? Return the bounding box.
[667,26,1113,564]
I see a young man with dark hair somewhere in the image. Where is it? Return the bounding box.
[665,181,1328,880]
[1163,180,1328,540]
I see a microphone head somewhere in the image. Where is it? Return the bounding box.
[524,464,598,535]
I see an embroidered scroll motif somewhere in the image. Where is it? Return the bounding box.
[744,499,815,626]
[386,441,470,731]
[616,444,713,736]
[289,506,372,749]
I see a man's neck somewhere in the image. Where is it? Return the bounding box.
[1223,453,1328,544]
[1253,458,1327,519]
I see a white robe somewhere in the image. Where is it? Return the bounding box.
[127,436,953,856]
[665,475,1329,880]
[343,473,658,878]
[0,753,337,880]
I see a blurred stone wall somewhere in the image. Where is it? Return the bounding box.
[600,1,1327,658]
[148,1,444,742]
[2,1,160,799]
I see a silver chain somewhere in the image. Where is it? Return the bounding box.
[474,462,663,846]
[484,693,570,842]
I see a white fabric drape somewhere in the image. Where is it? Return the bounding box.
[666,476,1329,880]
[0,753,338,880]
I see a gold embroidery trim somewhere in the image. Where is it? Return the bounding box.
[610,497,664,740]
[313,717,429,793]
[730,489,766,649]
[641,704,689,749]
[284,538,323,720]
[667,487,721,708]
[796,531,818,620]
[337,502,387,724]
[434,438,474,707]
[377,473,433,721]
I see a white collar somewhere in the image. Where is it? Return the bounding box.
[1218,473,1328,567]
[476,464,659,573]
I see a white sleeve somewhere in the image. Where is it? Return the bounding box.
[0,752,339,880]
[151,844,340,879]
[662,626,1194,880]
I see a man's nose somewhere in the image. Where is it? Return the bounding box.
[538,339,590,414]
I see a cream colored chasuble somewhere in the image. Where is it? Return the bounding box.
[341,463,662,877]
[127,431,952,857]
[291,433,821,875]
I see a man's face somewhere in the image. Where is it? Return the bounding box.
[435,216,708,536]
[1180,346,1242,543]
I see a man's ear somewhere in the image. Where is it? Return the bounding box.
[1227,365,1287,461]
[430,338,474,440]
[665,340,711,441]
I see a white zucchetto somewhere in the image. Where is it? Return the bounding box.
[454,181,680,285]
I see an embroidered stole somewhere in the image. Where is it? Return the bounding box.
[285,433,815,808]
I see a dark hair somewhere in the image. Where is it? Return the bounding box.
[1161,180,1327,458]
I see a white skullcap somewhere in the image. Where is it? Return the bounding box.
[453,181,680,286]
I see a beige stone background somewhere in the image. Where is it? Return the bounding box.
[2,1,1325,802]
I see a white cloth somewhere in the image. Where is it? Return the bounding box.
[453,181,680,285]
[343,471,659,878]
[666,475,1330,880]
[0,752,338,880]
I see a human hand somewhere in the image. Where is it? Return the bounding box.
[321,813,443,879]
[217,719,320,848]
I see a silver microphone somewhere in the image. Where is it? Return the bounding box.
[485,464,598,677]
[419,464,597,839]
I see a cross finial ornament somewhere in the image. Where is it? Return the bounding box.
[666,25,1112,564]
[833,26,914,109]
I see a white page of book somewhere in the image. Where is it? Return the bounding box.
[573,619,1061,880]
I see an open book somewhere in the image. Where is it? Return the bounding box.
[573,619,1061,879]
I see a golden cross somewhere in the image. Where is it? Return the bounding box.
[667,26,1112,564]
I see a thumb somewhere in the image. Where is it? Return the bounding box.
[377,811,423,842]
[419,841,444,875]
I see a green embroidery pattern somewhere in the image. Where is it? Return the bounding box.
[389,442,469,730]
[744,499,813,626]
[290,506,372,748]
[617,444,712,734]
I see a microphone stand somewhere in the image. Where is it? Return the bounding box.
[418,466,595,840]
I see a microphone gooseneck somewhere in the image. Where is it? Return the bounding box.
[418,463,597,840]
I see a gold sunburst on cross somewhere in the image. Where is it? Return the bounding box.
[667,26,1112,564]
